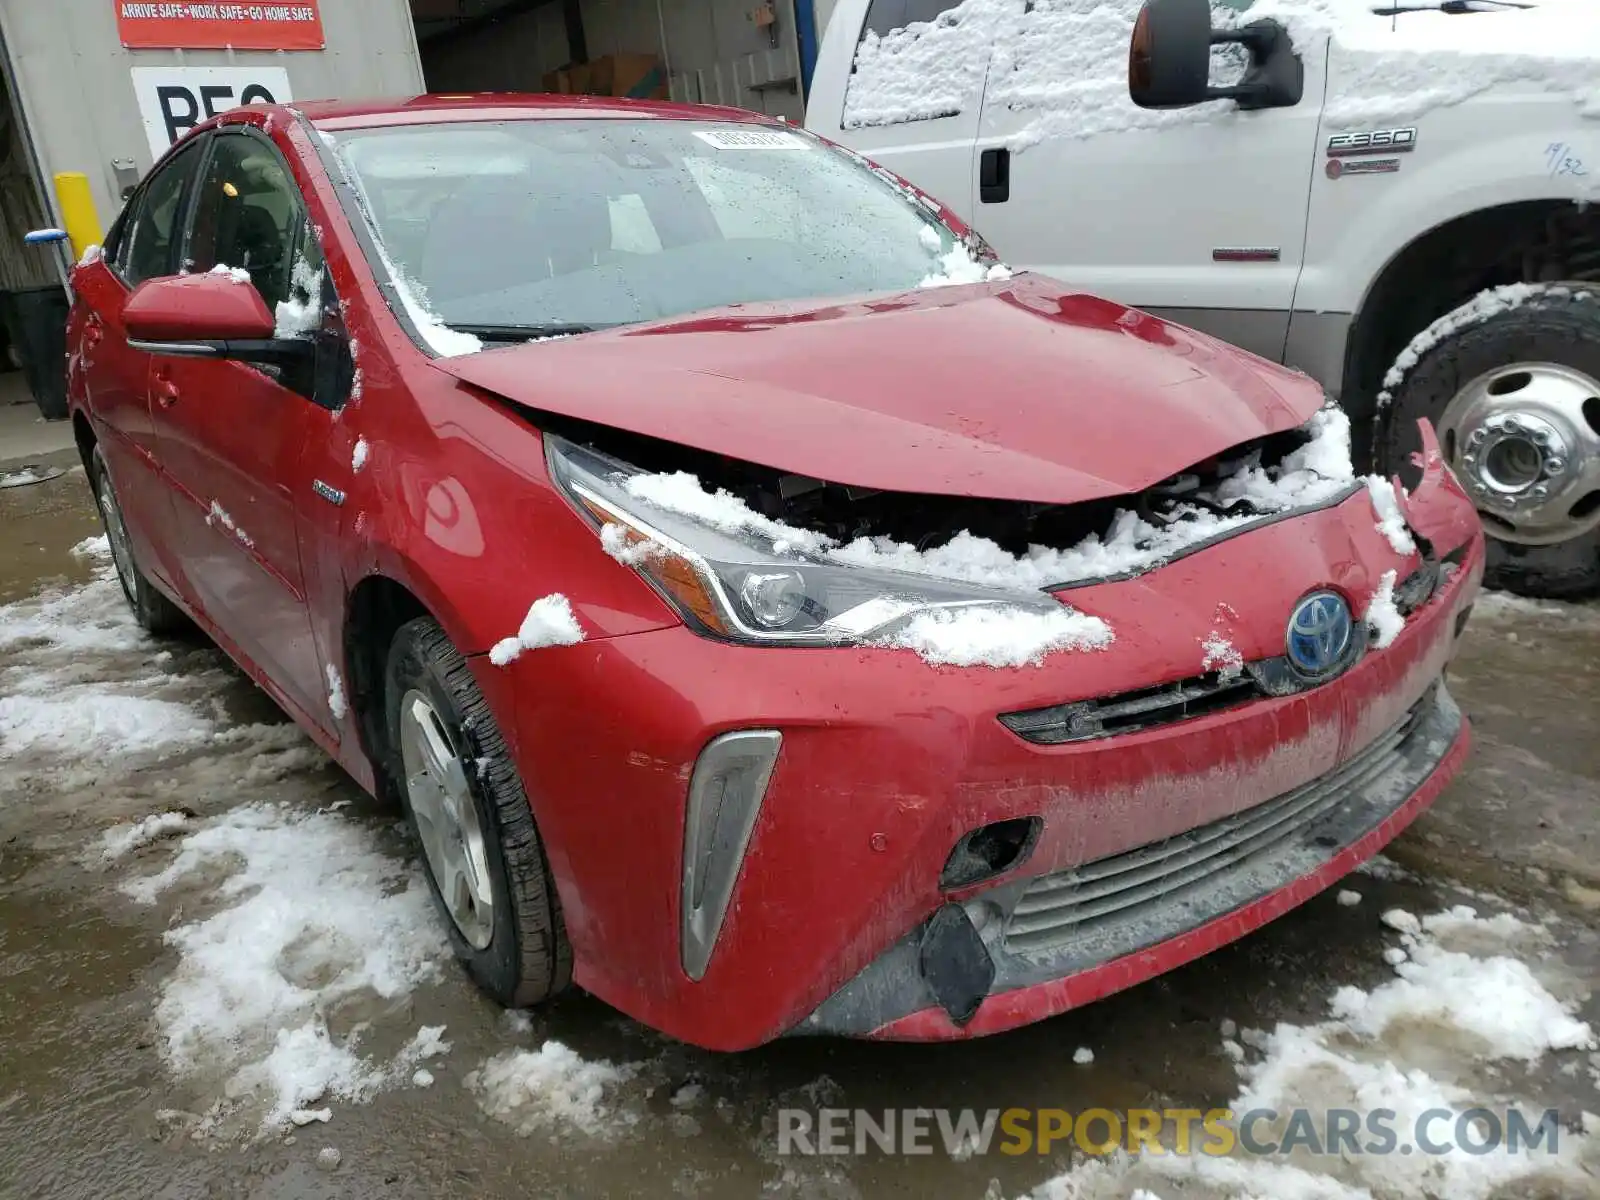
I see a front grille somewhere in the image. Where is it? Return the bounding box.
[999,670,1264,744]
[1003,699,1428,955]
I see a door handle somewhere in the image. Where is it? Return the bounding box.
[155,377,180,408]
[980,147,1010,204]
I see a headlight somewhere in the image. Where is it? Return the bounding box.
[545,436,1067,646]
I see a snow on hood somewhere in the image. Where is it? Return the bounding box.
[437,275,1324,506]
[843,0,1600,149]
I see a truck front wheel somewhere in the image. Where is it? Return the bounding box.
[1378,284,1600,599]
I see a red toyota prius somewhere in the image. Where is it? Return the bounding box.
[66,94,1483,1051]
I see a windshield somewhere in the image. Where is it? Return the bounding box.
[323,118,971,343]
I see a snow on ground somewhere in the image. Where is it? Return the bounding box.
[0,543,212,770]
[98,811,194,861]
[886,604,1112,667]
[1018,904,1596,1200]
[1366,570,1406,650]
[1471,590,1600,628]
[123,802,450,1129]
[843,0,1600,152]
[468,1041,638,1138]
[489,594,586,666]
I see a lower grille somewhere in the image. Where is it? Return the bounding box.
[1003,698,1429,955]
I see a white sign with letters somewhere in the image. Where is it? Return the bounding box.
[132,67,292,159]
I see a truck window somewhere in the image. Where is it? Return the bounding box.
[859,0,966,41]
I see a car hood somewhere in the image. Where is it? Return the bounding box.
[435,275,1326,506]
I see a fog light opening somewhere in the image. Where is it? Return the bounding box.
[940,817,1041,890]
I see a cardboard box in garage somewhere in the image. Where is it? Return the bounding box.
[542,54,666,100]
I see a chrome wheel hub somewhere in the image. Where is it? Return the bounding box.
[96,471,138,598]
[399,690,495,949]
[1438,362,1600,546]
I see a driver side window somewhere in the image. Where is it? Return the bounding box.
[186,131,327,331]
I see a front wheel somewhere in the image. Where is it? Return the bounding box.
[1379,284,1600,599]
[384,616,572,1008]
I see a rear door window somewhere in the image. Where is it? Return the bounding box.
[119,140,205,286]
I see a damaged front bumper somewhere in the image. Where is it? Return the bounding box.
[792,681,1467,1040]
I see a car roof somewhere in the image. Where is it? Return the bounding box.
[296,93,782,132]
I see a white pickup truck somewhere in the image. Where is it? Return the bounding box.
[806,0,1600,598]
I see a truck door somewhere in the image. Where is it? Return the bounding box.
[970,0,1327,363]
[806,0,1000,223]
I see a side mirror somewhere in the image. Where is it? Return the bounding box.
[125,272,276,343]
[1129,0,1303,112]
[125,272,312,376]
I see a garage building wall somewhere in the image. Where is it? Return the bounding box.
[0,0,426,233]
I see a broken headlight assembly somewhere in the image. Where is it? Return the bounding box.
[546,436,1064,645]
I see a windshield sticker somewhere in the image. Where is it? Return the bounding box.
[693,128,806,151]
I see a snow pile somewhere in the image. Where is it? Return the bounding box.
[1366,569,1406,649]
[1378,283,1551,408]
[919,241,1014,288]
[0,540,211,771]
[1200,630,1244,679]
[884,604,1112,667]
[489,594,586,666]
[205,500,254,549]
[124,802,449,1128]
[76,243,102,268]
[351,437,369,472]
[98,811,194,861]
[468,1041,637,1138]
[1333,905,1594,1061]
[273,256,324,339]
[843,0,1600,153]
[1,691,214,759]
[1021,903,1596,1200]
[209,263,252,285]
[326,664,347,720]
[1365,475,1417,556]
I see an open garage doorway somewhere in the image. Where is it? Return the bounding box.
[410,0,813,122]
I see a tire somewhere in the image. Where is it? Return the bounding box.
[1378,285,1600,600]
[384,616,572,1008]
[89,444,190,634]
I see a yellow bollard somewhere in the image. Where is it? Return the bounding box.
[52,172,105,261]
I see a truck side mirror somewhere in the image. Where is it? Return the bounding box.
[1129,0,1303,112]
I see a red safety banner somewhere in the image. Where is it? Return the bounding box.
[116,2,326,51]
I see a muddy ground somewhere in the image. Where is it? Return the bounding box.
[1,467,1596,1200]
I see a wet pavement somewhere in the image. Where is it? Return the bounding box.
[1,469,1596,1200]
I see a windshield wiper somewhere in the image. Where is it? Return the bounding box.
[1371,1,1530,13]
[444,323,601,342]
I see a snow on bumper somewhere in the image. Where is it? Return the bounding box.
[492,479,1483,1051]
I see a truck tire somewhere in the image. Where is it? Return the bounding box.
[1378,285,1600,599]
[384,616,573,1008]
